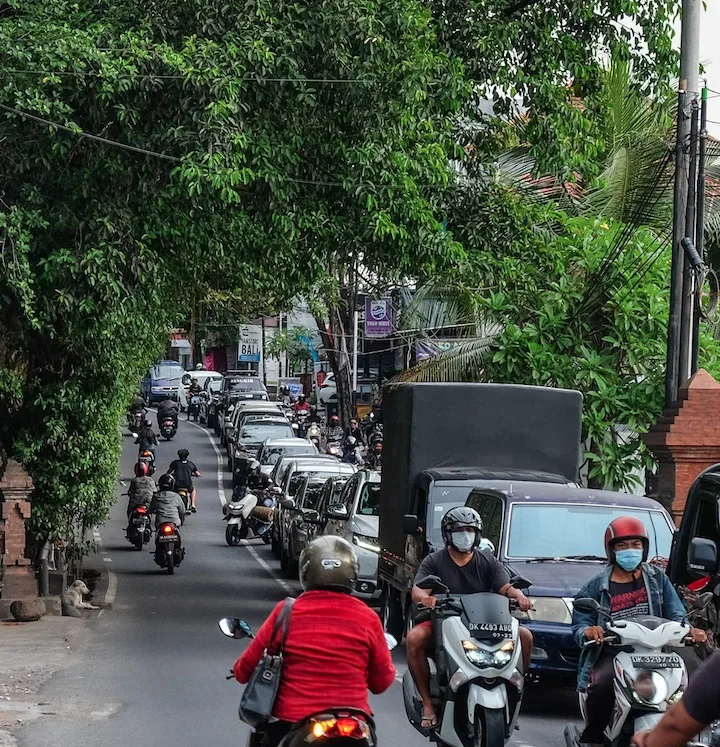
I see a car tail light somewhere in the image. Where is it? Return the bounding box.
[161,524,175,535]
[310,717,370,741]
[135,506,148,514]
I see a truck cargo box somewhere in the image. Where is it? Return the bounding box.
[379,382,583,558]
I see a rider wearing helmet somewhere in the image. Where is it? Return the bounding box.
[232,537,395,747]
[571,516,706,747]
[293,393,310,415]
[126,461,157,521]
[307,404,322,425]
[326,414,344,443]
[157,394,180,428]
[135,418,158,456]
[195,362,206,371]
[149,473,186,529]
[406,507,533,730]
[167,448,201,512]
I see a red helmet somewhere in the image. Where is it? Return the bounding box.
[604,516,649,563]
[330,415,340,425]
[134,461,149,477]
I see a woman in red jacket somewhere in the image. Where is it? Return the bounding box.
[233,536,396,747]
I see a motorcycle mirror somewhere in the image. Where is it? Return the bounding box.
[218,617,254,639]
[119,480,127,487]
[384,633,398,651]
[281,498,296,510]
[510,575,531,591]
[131,432,139,439]
[573,597,601,614]
[415,575,449,595]
[693,591,715,611]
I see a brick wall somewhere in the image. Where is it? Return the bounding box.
[0,459,36,598]
[644,369,720,524]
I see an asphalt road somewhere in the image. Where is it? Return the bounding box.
[18,415,581,747]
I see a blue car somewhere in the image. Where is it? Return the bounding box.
[141,361,186,405]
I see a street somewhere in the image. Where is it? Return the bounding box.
[17,417,581,747]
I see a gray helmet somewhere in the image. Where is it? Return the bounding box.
[299,536,358,592]
[441,506,483,550]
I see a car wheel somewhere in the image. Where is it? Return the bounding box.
[280,542,289,572]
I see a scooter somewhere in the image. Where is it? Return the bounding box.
[402,574,528,747]
[126,504,152,551]
[160,415,178,440]
[326,440,342,458]
[223,488,274,546]
[177,487,192,514]
[564,597,692,747]
[218,616,397,747]
[307,423,322,450]
[154,522,185,575]
[188,395,202,422]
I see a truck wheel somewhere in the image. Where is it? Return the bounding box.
[474,708,505,747]
[380,589,404,642]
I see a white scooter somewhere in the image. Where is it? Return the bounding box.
[223,489,274,546]
[564,596,693,747]
[402,574,528,747]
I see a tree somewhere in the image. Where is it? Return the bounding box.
[265,326,315,375]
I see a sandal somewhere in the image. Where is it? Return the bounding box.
[421,713,438,731]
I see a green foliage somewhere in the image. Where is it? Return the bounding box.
[265,326,315,371]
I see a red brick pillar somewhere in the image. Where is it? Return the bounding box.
[0,459,36,598]
[644,369,720,525]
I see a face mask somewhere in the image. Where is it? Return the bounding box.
[451,531,476,553]
[615,549,643,572]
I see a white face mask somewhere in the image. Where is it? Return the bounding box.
[451,531,476,553]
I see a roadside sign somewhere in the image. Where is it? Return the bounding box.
[238,324,261,362]
[365,297,392,338]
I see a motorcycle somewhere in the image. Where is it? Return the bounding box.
[154,522,184,575]
[218,616,397,747]
[160,415,178,440]
[223,488,274,546]
[127,409,144,437]
[126,504,152,551]
[188,394,202,422]
[341,438,364,466]
[564,596,694,747]
[402,574,528,747]
[177,487,192,514]
[295,411,309,438]
[307,423,322,450]
[138,449,156,476]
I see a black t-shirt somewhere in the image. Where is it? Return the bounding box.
[168,459,197,488]
[609,577,650,621]
[683,651,720,725]
[415,548,510,595]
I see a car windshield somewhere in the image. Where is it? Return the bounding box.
[506,504,673,560]
[288,469,349,498]
[240,423,293,441]
[357,483,381,516]
[154,365,184,380]
[227,378,264,391]
[207,380,222,393]
[261,445,314,466]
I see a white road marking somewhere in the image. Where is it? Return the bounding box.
[183,418,296,593]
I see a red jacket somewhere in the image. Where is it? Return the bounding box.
[233,591,396,722]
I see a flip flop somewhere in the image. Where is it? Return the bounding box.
[421,714,438,731]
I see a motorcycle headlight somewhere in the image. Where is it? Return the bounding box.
[352,534,379,553]
[462,640,514,669]
[630,670,669,706]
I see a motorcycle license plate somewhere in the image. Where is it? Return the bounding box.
[158,535,176,542]
[630,654,682,669]
[468,622,513,639]
[133,518,146,525]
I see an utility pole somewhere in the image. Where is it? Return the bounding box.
[691,83,708,372]
[665,0,701,406]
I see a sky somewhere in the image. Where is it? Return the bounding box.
[697,1,720,137]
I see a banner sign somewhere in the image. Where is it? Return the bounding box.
[238,324,262,362]
[365,297,393,338]
[415,339,461,361]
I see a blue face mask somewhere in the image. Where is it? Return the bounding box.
[615,548,643,572]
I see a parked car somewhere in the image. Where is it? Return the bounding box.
[229,417,295,487]
[268,454,340,515]
[257,438,318,475]
[221,374,268,403]
[141,360,185,404]
[280,474,329,576]
[272,458,357,562]
[315,470,381,600]
[199,378,223,428]
[317,372,336,406]
[306,476,351,546]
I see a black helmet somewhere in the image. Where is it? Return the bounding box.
[298,394,306,402]
[441,507,483,552]
[178,448,189,460]
[299,536,358,592]
[158,474,175,491]
[144,418,152,427]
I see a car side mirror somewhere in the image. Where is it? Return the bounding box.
[281,498,296,510]
[218,617,254,639]
[415,575,449,595]
[573,597,601,614]
[303,509,320,524]
[688,537,719,575]
[402,514,421,535]
[324,504,348,520]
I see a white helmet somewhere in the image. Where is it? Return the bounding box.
[195,363,206,370]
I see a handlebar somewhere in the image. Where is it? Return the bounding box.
[582,634,622,648]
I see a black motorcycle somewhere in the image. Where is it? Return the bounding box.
[154,522,184,575]
[126,504,152,551]
[219,616,388,747]
[127,409,144,436]
[160,415,178,440]
[138,449,156,476]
